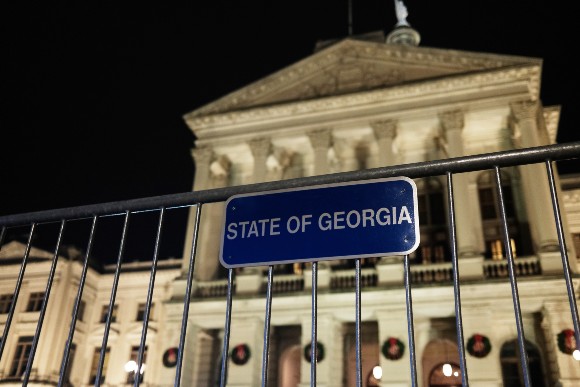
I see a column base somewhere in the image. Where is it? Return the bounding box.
[304,262,331,289]
[458,255,484,280]
[376,256,404,285]
[236,267,263,295]
[539,251,568,275]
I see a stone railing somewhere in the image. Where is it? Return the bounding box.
[483,256,541,278]
[262,273,304,293]
[330,267,378,289]
[410,262,453,284]
[194,278,233,298]
[192,256,543,298]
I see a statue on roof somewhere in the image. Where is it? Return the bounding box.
[394,0,410,27]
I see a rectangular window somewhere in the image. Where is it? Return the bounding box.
[100,304,118,323]
[126,345,148,384]
[89,347,109,384]
[26,292,45,312]
[136,303,154,322]
[9,336,33,377]
[0,294,14,314]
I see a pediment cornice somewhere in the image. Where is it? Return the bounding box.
[185,39,541,123]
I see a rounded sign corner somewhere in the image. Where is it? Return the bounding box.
[219,254,234,269]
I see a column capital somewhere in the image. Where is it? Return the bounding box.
[371,119,397,140]
[248,137,272,158]
[439,109,465,132]
[510,100,539,122]
[191,145,213,165]
[307,128,332,149]
[210,155,231,177]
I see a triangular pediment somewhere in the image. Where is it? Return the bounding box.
[0,241,54,260]
[186,38,541,119]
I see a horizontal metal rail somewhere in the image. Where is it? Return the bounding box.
[1,141,580,227]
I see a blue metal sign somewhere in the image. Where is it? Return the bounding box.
[219,177,419,268]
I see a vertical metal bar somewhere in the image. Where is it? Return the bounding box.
[445,172,469,386]
[59,216,98,386]
[0,223,36,361]
[545,160,580,348]
[354,258,362,387]
[134,207,165,387]
[403,254,418,387]
[0,226,6,250]
[261,266,274,387]
[95,211,131,386]
[23,220,66,386]
[175,204,203,387]
[220,268,234,387]
[310,261,318,387]
[494,166,531,386]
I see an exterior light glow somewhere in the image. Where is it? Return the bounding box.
[372,365,383,380]
[442,363,452,377]
[124,360,137,373]
[573,350,580,361]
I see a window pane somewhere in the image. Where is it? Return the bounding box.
[0,294,13,314]
[26,292,45,312]
[89,347,109,384]
[9,336,33,377]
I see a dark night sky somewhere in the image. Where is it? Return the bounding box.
[2,1,580,261]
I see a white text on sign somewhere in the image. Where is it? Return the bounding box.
[226,206,412,240]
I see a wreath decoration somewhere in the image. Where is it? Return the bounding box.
[466,334,492,358]
[162,347,179,367]
[304,342,325,363]
[557,329,577,355]
[230,344,251,365]
[381,337,405,360]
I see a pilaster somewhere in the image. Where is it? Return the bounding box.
[227,317,263,387]
[182,146,215,274]
[189,155,231,279]
[191,145,214,191]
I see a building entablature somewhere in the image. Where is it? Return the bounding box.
[189,65,539,144]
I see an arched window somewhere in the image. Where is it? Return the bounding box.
[477,170,532,259]
[500,339,546,387]
[412,177,449,264]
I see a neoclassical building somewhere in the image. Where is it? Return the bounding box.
[2,12,580,387]
[168,22,580,387]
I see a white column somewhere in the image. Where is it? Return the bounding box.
[371,119,397,166]
[440,110,484,278]
[440,110,484,255]
[182,146,214,273]
[248,137,272,183]
[308,129,332,175]
[510,101,559,254]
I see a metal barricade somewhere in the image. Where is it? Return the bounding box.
[1,141,580,386]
